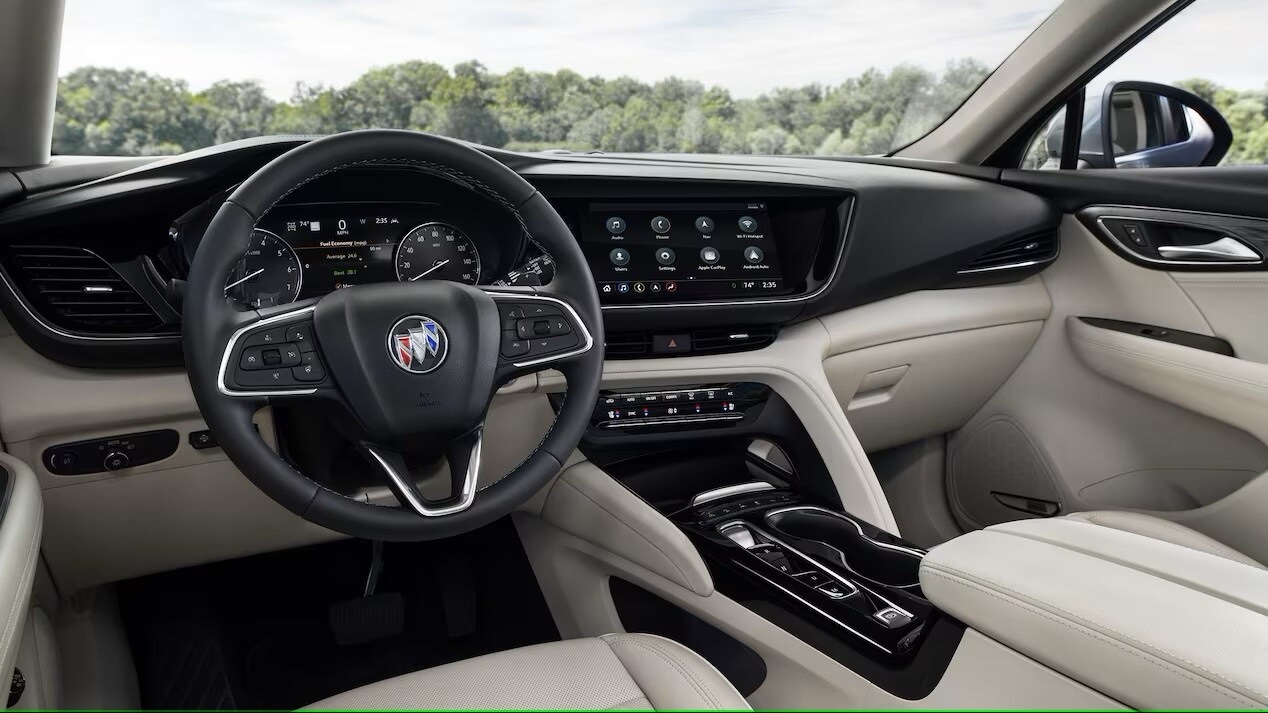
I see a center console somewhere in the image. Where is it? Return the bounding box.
[577,383,963,698]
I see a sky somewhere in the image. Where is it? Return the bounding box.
[57,0,1268,101]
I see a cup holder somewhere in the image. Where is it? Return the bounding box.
[765,507,923,588]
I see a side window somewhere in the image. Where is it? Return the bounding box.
[1022,0,1265,169]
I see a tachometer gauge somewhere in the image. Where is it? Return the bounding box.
[395,222,481,284]
[225,229,302,308]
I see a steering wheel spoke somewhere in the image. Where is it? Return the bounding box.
[483,287,595,381]
[217,298,339,400]
[362,427,483,517]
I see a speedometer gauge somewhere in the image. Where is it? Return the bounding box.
[395,222,481,284]
[225,229,302,308]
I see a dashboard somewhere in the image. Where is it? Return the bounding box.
[0,138,1062,368]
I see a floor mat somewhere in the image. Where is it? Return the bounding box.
[118,517,560,710]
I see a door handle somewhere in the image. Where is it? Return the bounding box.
[1156,237,1261,262]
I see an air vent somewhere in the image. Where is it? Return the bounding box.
[691,326,779,355]
[960,231,1058,274]
[604,327,777,359]
[604,331,652,358]
[6,246,163,334]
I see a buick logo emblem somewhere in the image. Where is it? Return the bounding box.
[387,316,448,373]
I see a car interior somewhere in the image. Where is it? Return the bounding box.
[0,0,1266,709]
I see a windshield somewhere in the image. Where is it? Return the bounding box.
[54,0,1059,157]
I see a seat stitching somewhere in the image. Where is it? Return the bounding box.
[604,636,723,709]
[923,570,1258,707]
[924,563,1268,701]
[1070,513,1262,568]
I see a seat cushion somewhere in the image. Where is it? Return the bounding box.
[1066,510,1263,569]
[303,634,751,710]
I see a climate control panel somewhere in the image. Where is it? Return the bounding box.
[590,383,770,432]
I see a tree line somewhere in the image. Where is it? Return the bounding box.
[52,60,1268,163]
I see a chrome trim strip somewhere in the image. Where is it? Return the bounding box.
[764,505,925,590]
[690,481,775,507]
[364,431,482,517]
[216,303,319,398]
[484,291,596,369]
[956,256,1056,275]
[1093,212,1265,267]
[765,505,926,558]
[599,198,854,310]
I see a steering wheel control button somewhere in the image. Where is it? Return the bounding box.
[650,216,672,234]
[285,324,315,351]
[103,452,130,471]
[501,336,530,358]
[695,216,715,234]
[609,248,631,266]
[530,333,579,354]
[387,315,448,374]
[655,248,676,265]
[236,368,298,387]
[738,215,758,233]
[293,353,325,382]
[500,305,526,320]
[700,247,721,265]
[605,217,627,235]
[744,246,765,264]
[243,327,288,347]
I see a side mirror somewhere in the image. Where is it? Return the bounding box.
[1096,81,1232,168]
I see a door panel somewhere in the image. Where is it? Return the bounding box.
[950,214,1268,532]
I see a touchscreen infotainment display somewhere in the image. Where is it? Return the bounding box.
[580,202,786,303]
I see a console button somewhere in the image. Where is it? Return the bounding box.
[243,327,288,347]
[873,607,913,628]
[652,334,690,355]
[793,571,830,588]
[816,582,851,600]
[285,324,315,351]
[752,545,808,576]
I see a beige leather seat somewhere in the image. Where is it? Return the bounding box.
[1066,510,1264,569]
[305,634,751,710]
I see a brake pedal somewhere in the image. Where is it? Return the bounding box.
[328,540,404,646]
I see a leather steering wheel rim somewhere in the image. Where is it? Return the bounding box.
[183,130,604,541]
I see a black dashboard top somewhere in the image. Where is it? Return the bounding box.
[0,137,1060,368]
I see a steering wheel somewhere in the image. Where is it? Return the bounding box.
[183,130,604,541]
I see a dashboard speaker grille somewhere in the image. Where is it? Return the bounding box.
[960,231,1058,273]
[5,245,163,334]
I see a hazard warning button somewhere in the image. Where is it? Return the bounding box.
[652,334,691,355]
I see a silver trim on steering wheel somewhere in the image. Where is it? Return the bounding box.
[363,430,483,517]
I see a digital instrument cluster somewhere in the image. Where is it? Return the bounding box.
[224,202,551,308]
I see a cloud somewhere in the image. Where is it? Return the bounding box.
[59,0,1061,98]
